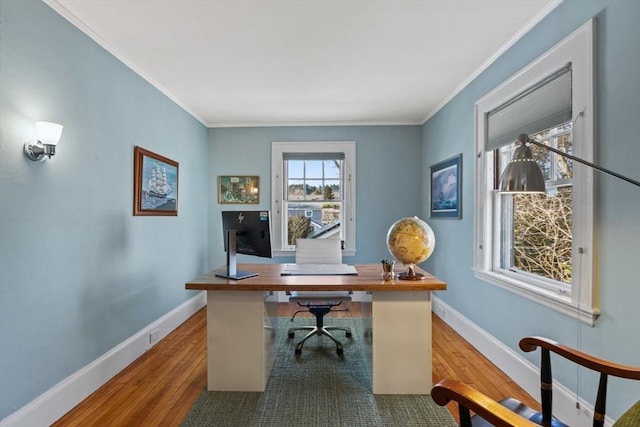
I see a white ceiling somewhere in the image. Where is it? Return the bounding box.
[47,0,559,127]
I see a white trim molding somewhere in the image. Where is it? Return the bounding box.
[271,141,356,257]
[0,292,206,427]
[473,19,597,325]
[432,296,614,426]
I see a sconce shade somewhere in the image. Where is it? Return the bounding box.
[24,121,64,161]
[498,142,546,193]
[35,121,63,145]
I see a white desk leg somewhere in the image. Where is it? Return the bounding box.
[206,290,275,391]
[371,291,432,394]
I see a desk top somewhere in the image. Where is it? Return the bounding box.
[185,263,446,292]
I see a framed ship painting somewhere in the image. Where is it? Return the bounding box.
[133,146,179,216]
[218,176,259,204]
[430,153,461,219]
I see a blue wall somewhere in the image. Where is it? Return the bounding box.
[421,0,640,418]
[0,0,209,418]
[2,0,639,422]
[208,126,423,266]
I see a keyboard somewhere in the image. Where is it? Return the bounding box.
[280,263,358,276]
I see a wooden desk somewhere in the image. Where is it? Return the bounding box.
[186,263,446,394]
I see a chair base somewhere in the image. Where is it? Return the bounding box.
[471,398,569,427]
[287,302,352,355]
[288,325,352,355]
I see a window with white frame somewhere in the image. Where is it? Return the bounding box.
[474,20,598,324]
[271,141,356,256]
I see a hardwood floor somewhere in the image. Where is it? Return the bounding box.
[53,302,539,426]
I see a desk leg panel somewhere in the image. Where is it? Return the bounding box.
[371,291,432,394]
[206,290,273,391]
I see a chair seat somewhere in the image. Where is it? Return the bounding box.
[470,398,568,427]
[289,291,352,302]
[613,400,640,427]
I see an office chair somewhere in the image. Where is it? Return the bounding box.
[431,336,640,427]
[287,238,352,355]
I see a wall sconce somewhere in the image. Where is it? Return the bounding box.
[23,121,64,162]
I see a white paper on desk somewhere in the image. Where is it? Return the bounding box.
[280,263,358,276]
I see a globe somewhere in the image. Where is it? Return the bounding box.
[386,216,436,280]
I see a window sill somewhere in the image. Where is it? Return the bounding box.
[473,269,599,326]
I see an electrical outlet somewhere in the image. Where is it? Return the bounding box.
[149,328,160,344]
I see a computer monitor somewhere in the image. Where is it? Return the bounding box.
[216,210,272,280]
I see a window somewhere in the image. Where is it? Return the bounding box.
[271,141,356,256]
[474,20,597,324]
[499,125,573,291]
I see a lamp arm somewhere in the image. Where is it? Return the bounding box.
[520,135,640,188]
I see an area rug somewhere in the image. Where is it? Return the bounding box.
[181,317,456,426]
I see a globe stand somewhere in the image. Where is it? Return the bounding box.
[387,216,435,281]
[398,264,426,281]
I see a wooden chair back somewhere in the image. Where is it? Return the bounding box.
[431,336,640,427]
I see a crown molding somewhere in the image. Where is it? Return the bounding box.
[421,0,563,124]
[43,0,208,127]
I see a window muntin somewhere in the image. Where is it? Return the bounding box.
[286,159,341,201]
[284,158,344,245]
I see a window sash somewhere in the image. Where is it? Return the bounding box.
[283,156,345,246]
[284,158,344,203]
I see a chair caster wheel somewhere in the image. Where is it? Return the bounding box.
[346,331,352,338]
[288,332,295,338]
[295,348,302,355]
[337,348,343,355]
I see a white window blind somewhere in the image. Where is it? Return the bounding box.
[283,153,345,161]
[486,64,572,151]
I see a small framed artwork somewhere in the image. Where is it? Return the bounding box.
[133,146,179,216]
[218,176,259,204]
[430,153,462,219]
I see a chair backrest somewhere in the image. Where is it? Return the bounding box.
[291,238,350,299]
[432,338,640,427]
[295,238,342,264]
[520,336,640,427]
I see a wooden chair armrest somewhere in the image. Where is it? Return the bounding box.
[520,337,640,380]
[431,379,539,427]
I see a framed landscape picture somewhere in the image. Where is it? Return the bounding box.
[218,176,259,204]
[133,146,179,216]
[430,154,461,219]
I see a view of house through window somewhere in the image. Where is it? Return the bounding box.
[499,124,573,289]
[285,157,344,245]
[271,142,355,255]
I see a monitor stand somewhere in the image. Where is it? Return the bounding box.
[215,230,259,280]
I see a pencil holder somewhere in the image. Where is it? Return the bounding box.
[382,261,395,280]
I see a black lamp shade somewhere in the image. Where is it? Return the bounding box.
[499,144,546,193]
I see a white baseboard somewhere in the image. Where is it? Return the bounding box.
[3,292,612,427]
[432,296,611,426]
[1,291,206,427]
